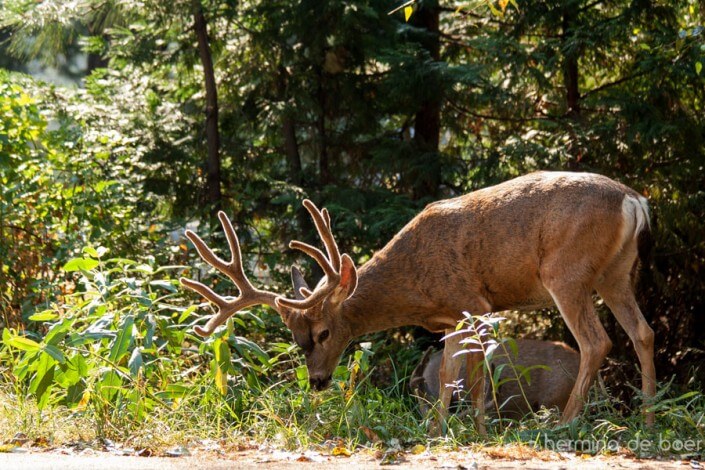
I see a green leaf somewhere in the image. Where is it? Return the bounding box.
[109,315,135,363]
[55,354,87,389]
[44,318,74,346]
[82,246,99,258]
[213,338,231,395]
[98,370,122,401]
[149,279,177,292]
[696,62,702,75]
[4,335,41,352]
[155,383,191,400]
[128,348,143,377]
[63,257,100,272]
[28,310,59,322]
[42,344,66,364]
[177,305,196,324]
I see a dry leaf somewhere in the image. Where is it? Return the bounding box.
[332,446,352,457]
[411,444,426,455]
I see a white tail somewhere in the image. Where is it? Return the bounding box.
[181,171,656,434]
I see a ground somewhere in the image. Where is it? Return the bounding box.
[0,444,697,469]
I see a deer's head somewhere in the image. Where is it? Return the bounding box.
[180,200,358,390]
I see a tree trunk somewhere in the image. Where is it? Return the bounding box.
[193,0,222,215]
[316,68,331,186]
[411,1,442,200]
[562,9,580,118]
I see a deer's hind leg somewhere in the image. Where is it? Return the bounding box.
[544,282,612,423]
[596,251,656,425]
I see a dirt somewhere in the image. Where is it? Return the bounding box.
[0,445,697,470]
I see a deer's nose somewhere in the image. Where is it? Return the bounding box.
[309,375,331,390]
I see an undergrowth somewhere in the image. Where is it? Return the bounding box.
[0,249,703,459]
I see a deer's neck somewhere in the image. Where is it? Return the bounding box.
[341,251,446,337]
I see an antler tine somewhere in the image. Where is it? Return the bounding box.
[275,239,341,309]
[288,240,339,281]
[180,211,279,337]
[302,200,341,271]
[274,200,345,311]
[217,211,255,291]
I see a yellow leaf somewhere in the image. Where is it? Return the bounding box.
[411,444,426,455]
[77,390,91,410]
[332,446,352,457]
[215,366,227,395]
[499,0,509,12]
[404,6,413,22]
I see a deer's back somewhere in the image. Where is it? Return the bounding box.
[377,171,640,313]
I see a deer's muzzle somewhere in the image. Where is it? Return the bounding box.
[309,375,331,391]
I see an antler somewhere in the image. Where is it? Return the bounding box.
[180,211,279,337]
[275,199,345,310]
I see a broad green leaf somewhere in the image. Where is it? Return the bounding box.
[215,365,227,395]
[42,344,66,364]
[109,315,135,363]
[149,279,177,292]
[232,336,269,365]
[55,354,87,389]
[4,335,41,352]
[28,310,58,322]
[213,338,231,395]
[82,246,99,258]
[155,383,191,400]
[30,352,56,409]
[44,318,74,346]
[98,370,122,401]
[63,257,100,272]
[128,348,143,377]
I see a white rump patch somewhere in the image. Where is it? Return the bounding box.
[621,195,651,246]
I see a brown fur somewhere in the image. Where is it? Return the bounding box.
[409,340,580,419]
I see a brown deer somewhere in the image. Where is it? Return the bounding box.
[410,340,580,419]
[180,171,655,434]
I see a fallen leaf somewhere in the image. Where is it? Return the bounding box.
[10,432,29,446]
[165,445,191,457]
[32,436,50,448]
[361,426,380,443]
[379,449,405,465]
[411,444,426,455]
[332,445,352,457]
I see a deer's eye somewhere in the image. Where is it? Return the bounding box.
[318,330,330,343]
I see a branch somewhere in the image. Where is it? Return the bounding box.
[0,224,43,241]
[581,70,650,99]
[447,100,553,123]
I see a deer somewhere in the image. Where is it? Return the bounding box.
[180,171,655,435]
[409,339,580,420]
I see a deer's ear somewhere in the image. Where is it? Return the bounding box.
[330,254,357,305]
[290,266,311,300]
